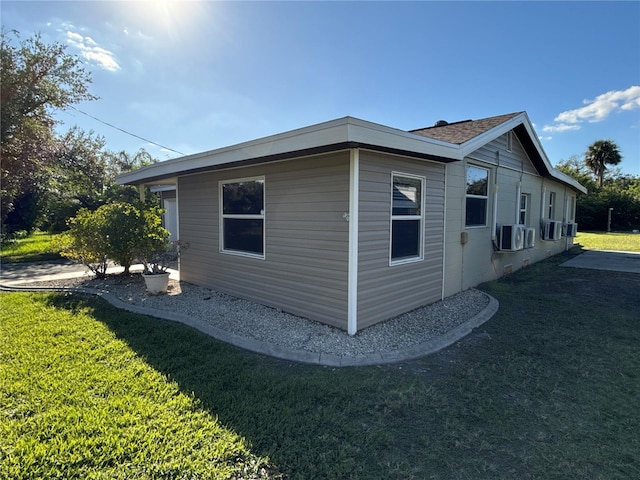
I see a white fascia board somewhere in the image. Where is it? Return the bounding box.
[459,112,529,158]
[550,168,588,194]
[459,112,586,194]
[117,119,349,185]
[117,116,461,185]
[345,117,462,159]
[517,115,587,194]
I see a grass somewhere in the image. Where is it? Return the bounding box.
[575,231,640,252]
[0,231,62,263]
[2,247,639,479]
[1,293,278,479]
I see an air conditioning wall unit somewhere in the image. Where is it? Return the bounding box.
[499,224,525,251]
[524,227,536,248]
[543,220,563,241]
[565,223,578,237]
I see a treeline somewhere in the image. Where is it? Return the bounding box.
[556,156,640,231]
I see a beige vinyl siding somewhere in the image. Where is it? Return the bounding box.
[469,132,537,175]
[178,152,351,329]
[443,150,577,297]
[357,151,445,329]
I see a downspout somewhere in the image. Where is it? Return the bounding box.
[175,183,181,275]
[347,148,359,336]
[491,151,500,242]
[515,181,522,224]
[441,165,448,300]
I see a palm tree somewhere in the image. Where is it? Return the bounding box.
[584,140,622,187]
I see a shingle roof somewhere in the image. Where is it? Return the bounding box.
[410,112,524,144]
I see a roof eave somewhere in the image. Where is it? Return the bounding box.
[116,116,462,186]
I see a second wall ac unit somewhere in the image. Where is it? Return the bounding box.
[499,224,525,251]
[543,220,563,241]
[565,223,578,237]
[524,227,536,248]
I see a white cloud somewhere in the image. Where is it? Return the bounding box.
[554,86,640,124]
[542,123,581,133]
[65,28,120,72]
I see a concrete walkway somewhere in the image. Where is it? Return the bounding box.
[560,250,640,273]
[0,259,179,285]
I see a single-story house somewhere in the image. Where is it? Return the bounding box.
[117,112,586,335]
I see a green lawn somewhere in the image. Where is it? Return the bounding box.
[2,249,639,479]
[0,231,62,263]
[575,231,640,252]
[1,293,278,479]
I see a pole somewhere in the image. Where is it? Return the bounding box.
[607,208,613,232]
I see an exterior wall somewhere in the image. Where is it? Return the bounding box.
[444,132,578,297]
[357,150,445,329]
[178,152,351,329]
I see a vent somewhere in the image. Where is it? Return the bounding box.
[434,120,449,127]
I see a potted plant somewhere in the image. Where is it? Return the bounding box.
[135,207,186,294]
[138,240,188,293]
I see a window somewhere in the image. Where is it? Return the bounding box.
[220,177,265,257]
[466,165,489,227]
[390,173,424,263]
[519,194,529,225]
[548,191,556,220]
[506,131,513,152]
[567,196,576,222]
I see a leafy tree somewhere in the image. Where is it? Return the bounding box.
[1,29,96,232]
[584,140,622,188]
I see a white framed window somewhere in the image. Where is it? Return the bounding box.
[567,196,576,222]
[220,176,265,258]
[548,191,556,220]
[465,165,490,227]
[519,193,529,225]
[390,172,425,264]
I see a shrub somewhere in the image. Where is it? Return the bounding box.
[56,202,169,277]
[55,207,111,277]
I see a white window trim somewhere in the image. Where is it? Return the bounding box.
[389,172,425,266]
[219,175,266,260]
[519,193,529,226]
[548,191,556,220]
[506,131,513,152]
[465,164,491,229]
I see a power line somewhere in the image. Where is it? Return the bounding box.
[69,106,186,156]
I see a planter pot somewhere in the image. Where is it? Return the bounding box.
[142,272,170,294]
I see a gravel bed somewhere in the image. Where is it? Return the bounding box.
[14,275,490,359]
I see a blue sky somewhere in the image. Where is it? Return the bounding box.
[3,1,639,176]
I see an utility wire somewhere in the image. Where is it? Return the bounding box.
[69,106,186,156]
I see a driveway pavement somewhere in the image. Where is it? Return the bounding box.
[0,260,178,285]
[560,250,640,273]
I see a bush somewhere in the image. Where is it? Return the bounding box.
[55,208,112,277]
[56,202,169,277]
[577,188,640,231]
